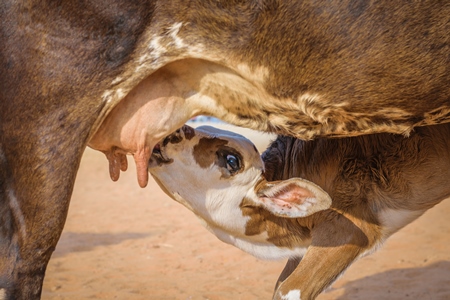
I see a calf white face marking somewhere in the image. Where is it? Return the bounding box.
[149,126,263,228]
[149,125,267,237]
[280,289,301,300]
[148,125,330,259]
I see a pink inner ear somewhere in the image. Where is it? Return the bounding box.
[274,183,315,204]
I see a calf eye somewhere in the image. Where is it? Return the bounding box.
[226,154,240,173]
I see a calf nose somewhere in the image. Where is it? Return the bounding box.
[162,125,195,146]
[181,125,195,140]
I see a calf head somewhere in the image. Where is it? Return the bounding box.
[148,125,331,235]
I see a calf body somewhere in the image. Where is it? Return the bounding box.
[149,124,450,299]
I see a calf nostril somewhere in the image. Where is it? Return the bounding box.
[163,127,185,146]
[181,125,195,140]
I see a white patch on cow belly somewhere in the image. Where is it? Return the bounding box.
[279,289,301,300]
[111,76,123,85]
[168,22,186,49]
[0,289,5,300]
[298,93,324,105]
[101,88,126,105]
[423,105,450,125]
[135,26,206,73]
[379,208,426,238]
[296,93,416,137]
[101,90,114,103]
[148,36,166,59]
[115,88,125,101]
[297,93,349,124]
[135,35,168,72]
[167,22,206,56]
[188,73,274,132]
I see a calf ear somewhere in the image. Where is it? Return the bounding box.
[255,178,332,218]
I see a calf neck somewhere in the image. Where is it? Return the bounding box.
[148,124,450,299]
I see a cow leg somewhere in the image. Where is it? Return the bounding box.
[273,212,374,300]
[274,257,301,291]
[0,125,88,299]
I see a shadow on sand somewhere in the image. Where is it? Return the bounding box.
[327,261,450,300]
[51,231,150,258]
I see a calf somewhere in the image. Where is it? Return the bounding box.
[2,1,450,297]
[148,124,450,299]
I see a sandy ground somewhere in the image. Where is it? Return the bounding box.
[42,123,450,300]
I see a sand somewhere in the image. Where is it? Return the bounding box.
[42,123,450,300]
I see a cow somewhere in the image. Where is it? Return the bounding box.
[148,124,450,299]
[1,1,449,298]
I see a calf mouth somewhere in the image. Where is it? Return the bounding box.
[150,126,189,168]
[150,142,173,167]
